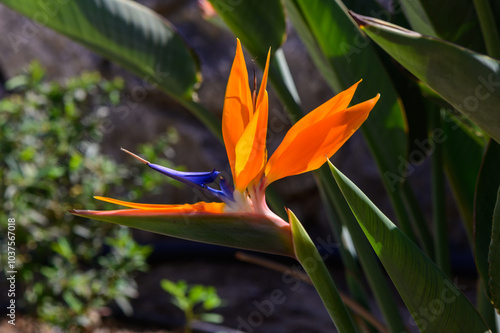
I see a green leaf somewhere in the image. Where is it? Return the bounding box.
[315,167,407,333]
[51,238,75,262]
[288,209,357,333]
[161,279,184,298]
[208,0,304,121]
[63,291,83,313]
[208,0,285,60]
[489,187,500,312]
[199,313,224,324]
[476,140,500,299]
[1,0,200,98]
[329,161,490,332]
[352,12,500,144]
[72,210,294,257]
[399,0,485,52]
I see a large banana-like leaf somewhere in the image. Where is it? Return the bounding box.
[207,0,304,121]
[329,161,490,333]
[351,12,500,144]
[475,140,500,299]
[71,209,294,257]
[1,0,200,98]
[489,187,500,312]
[207,0,285,61]
[0,0,225,136]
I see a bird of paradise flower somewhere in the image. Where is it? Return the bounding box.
[72,39,379,258]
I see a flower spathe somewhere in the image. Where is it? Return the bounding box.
[72,39,379,256]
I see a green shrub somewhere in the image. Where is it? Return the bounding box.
[0,61,177,331]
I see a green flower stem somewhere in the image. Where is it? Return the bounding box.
[430,109,450,275]
[473,0,500,59]
[184,305,194,333]
[318,166,407,333]
[288,210,357,333]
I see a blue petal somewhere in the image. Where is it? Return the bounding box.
[220,177,234,201]
[147,163,233,202]
[148,163,219,186]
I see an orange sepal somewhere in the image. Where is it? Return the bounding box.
[93,196,225,213]
[222,39,254,182]
[265,92,380,184]
[234,90,269,190]
[228,43,271,190]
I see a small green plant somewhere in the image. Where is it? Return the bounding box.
[161,279,224,333]
[0,61,178,331]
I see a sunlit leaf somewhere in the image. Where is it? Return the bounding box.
[399,0,485,52]
[352,12,500,144]
[207,0,285,60]
[329,161,490,332]
[288,209,357,333]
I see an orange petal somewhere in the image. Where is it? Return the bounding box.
[223,39,254,181]
[274,80,361,146]
[234,90,269,190]
[265,93,380,184]
[93,196,225,213]
[256,47,271,111]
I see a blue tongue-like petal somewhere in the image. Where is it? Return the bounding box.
[148,163,219,186]
[148,163,234,202]
[120,148,234,202]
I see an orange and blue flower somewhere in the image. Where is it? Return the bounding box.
[72,39,379,256]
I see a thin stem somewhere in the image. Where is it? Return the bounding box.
[473,0,500,59]
[430,109,450,275]
[184,305,194,333]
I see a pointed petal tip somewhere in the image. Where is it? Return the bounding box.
[121,147,150,164]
